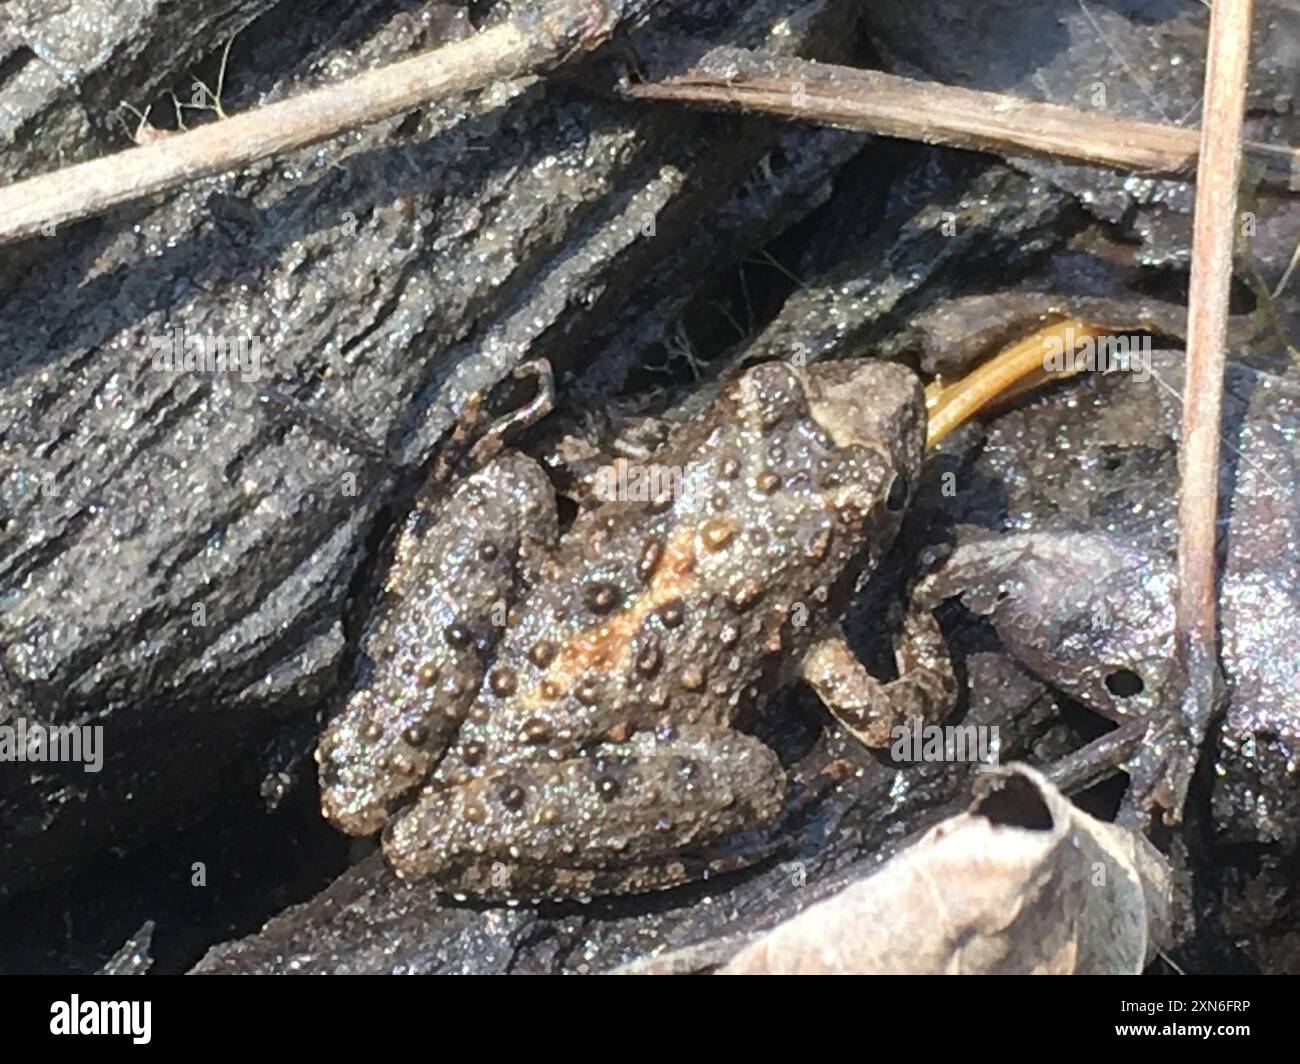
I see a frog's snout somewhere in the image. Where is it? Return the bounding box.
[802,360,926,482]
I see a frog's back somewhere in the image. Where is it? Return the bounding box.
[438,361,918,774]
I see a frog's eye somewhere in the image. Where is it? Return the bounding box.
[885,475,908,512]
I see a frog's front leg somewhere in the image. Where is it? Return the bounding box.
[382,728,787,900]
[317,452,557,836]
[800,602,957,748]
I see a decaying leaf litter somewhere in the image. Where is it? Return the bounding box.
[0,0,1296,974]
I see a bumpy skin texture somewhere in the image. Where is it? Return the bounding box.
[318,360,928,900]
[318,454,557,836]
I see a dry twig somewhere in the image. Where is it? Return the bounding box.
[0,0,658,245]
[625,47,1298,190]
[5,4,1296,248]
[1126,0,1255,826]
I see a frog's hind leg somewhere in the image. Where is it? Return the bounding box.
[317,452,557,836]
[801,604,957,748]
[382,728,787,901]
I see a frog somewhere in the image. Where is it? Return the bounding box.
[316,357,957,901]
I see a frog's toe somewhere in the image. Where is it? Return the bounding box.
[801,609,956,748]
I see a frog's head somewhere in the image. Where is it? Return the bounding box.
[800,359,926,525]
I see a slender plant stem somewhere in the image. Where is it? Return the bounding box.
[923,318,1105,448]
[625,47,1297,190]
[0,0,655,246]
[1134,0,1255,825]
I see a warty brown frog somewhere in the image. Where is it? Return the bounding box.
[317,358,956,900]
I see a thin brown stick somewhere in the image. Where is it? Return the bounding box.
[1127,0,1254,826]
[625,48,1298,190]
[0,0,655,246]
[1047,718,1148,796]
